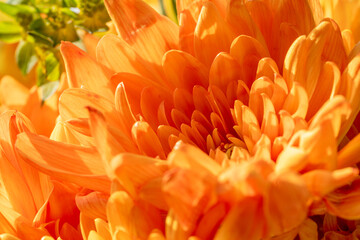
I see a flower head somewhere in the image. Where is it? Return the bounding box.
[3,0,360,239]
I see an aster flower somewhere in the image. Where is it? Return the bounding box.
[6,0,360,239]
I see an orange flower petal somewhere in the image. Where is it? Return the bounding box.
[194,203,227,240]
[339,53,360,141]
[298,218,318,240]
[60,42,115,100]
[176,0,225,20]
[156,125,181,156]
[94,218,111,240]
[244,0,272,51]
[278,110,295,140]
[275,146,308,173]
[104,0,178,67]
[106,191,134,237]
[325,179,360,219]
[168,141,221,176]
[0,234,21,240]
[338,133,360,168]
[75,191,109,220]
[163,50,208,91]
[208,86,234,133]
[107,191,163,239]
[260,95,279,142]
[299,119,338,171]
[309,95,351,140]
[35,181,79,227]
[256,57,279,81]
[88,107,139,173]
[284,19,347,99]
[266,172,309,236]
[82,33,99,59]
[173,88,195,119]
[282,82,308,119]
[209,53,242,93]
[193,87,212,117]
[59,88,130,136]
[178,9,196,55]
[140,87,171,131]
[79,213,96,240]
[230,35,270,87]
[131,201,164,239]
[162,168,216,232]
[147,229,166,240]
[114,83,137,129]
[50,119,94,146]
[111,73,170,117]
[0,76,28,110]
[110,153,168,198]
[0,205,18,236]
[165,210,191,240]
[302,168,358,197]
[20,85,60,137]
[0,148,37,220]
[15,132,110,192]
[271,75,289,113]
[213,197,264,240]
[342,29,355,56]
[131,121,166,159]
[0,111,52,219]
[96,34,164,84]
[226,0,267,47]
[269,0,316,66]
[87,230,104,240]
[307,61,341,119]
[112,230,132,240]
[194,1,236,67]
[283,36,308,89]
[238,104,261,141]
[139,177,168,211]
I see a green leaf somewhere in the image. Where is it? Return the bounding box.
[78,3,109,32]
[7,0,29,5]
[63,0,77,8]
[40,80,59,102]
[28,18,45,31]
[0,21,22,43]
[161,0,178,23]
[27,30,54,46]
[36,61,46,86]
[15,40,37,75]
[0,2,36,18]
[48,20,78,45]
[36,51,60,86]
[61,8,78,18]
[44,52,60,82]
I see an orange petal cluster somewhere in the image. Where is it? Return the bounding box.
[1,0,360,239]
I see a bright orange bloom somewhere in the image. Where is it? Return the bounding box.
[6,0,360,239]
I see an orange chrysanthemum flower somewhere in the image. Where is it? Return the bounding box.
[2,0,360,239]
